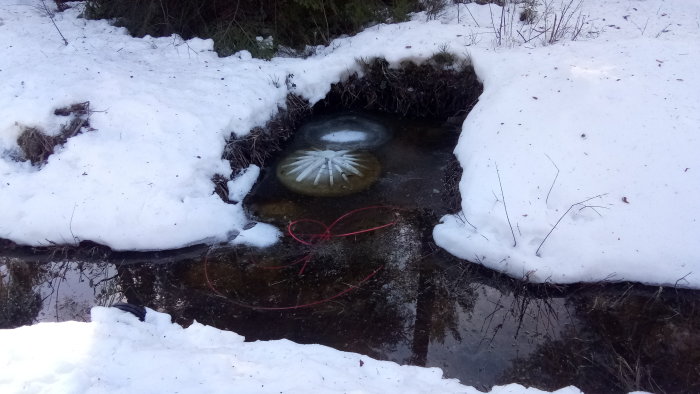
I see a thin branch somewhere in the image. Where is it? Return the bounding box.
[496,164,517,247]
[655,23,672,38]
[463,3,480,27]
[535,193,607,256]
[40,0,68,46]
[544,153,559,205]
[69,204,79,245]
[674,272,692,288]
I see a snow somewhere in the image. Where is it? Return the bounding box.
[0,306,584,394]
[227,165,261,203]
[0,2,697,280]
[433,0,700,288]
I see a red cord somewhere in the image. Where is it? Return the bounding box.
[287,205,397,246]
[203,206,397,310]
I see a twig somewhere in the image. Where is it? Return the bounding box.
[69,204,79,245]
[544,153,559,205]
[488,3,500,46]
[463,3,480,27]
[457,212,478,231]
[496,164,517,247]
[655,23,672,38]
[674,272,692,288]
[40,0,68,46]
[535,193,607,256]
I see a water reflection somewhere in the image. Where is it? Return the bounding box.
[1,252,699,393]
[499,284,700,393]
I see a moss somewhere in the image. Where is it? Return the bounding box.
[83,0,428,58]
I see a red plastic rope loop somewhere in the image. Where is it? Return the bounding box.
[203,205,399,311]
[260,254,311,271]
[287,205,398,245]
[287,218,332,245]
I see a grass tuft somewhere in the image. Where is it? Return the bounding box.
[83,0,429,58]
[16,102,92,166]
[316,56,482,120]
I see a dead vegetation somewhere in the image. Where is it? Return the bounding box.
[83,0,427,58]
[315,56,482,120]
[223,94,311,171]
[16,101,92,166]
[0,260,42,328]
[442,156,464,214]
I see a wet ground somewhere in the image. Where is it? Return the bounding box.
[1,113,699,393]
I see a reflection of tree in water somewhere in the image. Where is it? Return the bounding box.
[498,284,700,393]
[410,256,479,365]
[14,208,697,392]
[479,277,567,347]
[1,259,118,327]
[111,213,480,364]
[10,246,699,393]
[115,253,411,359]
[38,261,119,321]
[0,260,41,328]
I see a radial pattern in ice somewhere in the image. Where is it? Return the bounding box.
[276,148,381,197]
[282,149,365,186]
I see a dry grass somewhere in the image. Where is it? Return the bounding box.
[316,57,482,121]
[16,101,92,166]
[223,94,311,170]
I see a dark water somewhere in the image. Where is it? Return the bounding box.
[1,113,699,393]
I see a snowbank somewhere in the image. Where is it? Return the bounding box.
[0,306,582,394]
[1,0,699,288]
[434,0,700,288]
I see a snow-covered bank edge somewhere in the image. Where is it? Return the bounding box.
[0,306,584,394]
[433,0,700,288]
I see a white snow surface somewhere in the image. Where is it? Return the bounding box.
[0,306,582,394]
[227,164,260,203]
[0,1,699,287]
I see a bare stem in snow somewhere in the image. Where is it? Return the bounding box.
[69,204,79,246]
[496,164,517,247]
[40,0,68,45]
[544,153,559,205]
[536,193,608,257]
[674,272,692,288]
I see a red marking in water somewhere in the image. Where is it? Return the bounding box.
[203,206,397,310]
